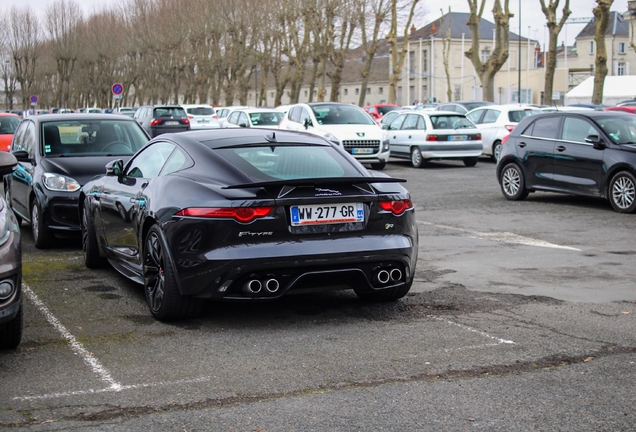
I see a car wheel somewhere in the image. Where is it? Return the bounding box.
[143,225,202,321]
[82,199,108,268]
[411,147,426,168]
[31,200,53,249]
[0,303,23,350]
[4,186,21,226]
[370,160,386,170]
[492,140,502,161]
[500,163,529,201]
[463,157,478,167]
[355,280,413,302]
[609,171,636,213]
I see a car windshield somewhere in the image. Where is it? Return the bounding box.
[0,116,20,134]
[462,102,492,111]
[378,105,399,115]
[153,107,186,118]
[42,120,149,157]
[186,107,214,116]
[429,115,475,130]
[596,117,636,144]
[508,110,540,122]
[312,104,376,126]
[216,145,362,181]
[249,111,284,126]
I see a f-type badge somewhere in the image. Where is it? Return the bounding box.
[315,188,342,196]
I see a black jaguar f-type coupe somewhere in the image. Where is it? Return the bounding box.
[80,128,418,321]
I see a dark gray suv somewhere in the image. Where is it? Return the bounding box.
[134,105,190,137]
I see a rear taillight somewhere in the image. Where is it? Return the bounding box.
[505,124,515,132]
[150,118,163,127]
[501,135,511,146]
[187,115,194,119]
[378,199,413,216]
[181,119,190,125]
[212,114,219,119]
[426,135,438,141]
[176,207,274,223]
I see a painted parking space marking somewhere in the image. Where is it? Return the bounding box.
[418,220,581,251]
[14,286,516,402]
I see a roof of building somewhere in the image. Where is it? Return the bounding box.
[575,11,628,39]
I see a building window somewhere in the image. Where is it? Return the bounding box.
[344,88,348,96]
[367,87,371,95]
[304,90,308,97]
[590,41,594,54]
[619,42,626,54]
[617,62,626,76]
[379,87,384,95]
[409,50,415,79]
[481,48,490,63]
[355,88,360,95]
[422,50,428,72]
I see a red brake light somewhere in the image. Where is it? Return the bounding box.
[378,199,413,216]
[476,133,482,140]
[181,119,190,125]
[505,124,515,132]
[150,118,163,127]
[426,135,438,141]
[187,115,194,119]
[176,207,273,223]
[501,135,511,146]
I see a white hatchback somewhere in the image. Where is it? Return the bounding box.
[466,104,541,161]
[222,107,284,129]
[181,104,220,129]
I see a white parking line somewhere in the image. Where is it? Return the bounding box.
[418,220,581,251]
[22,285,122,391]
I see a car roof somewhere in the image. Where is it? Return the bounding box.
[163,128,331,150]
[24,113,139,122]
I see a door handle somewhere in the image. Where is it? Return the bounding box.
[556,146,566,152]
[518,142,526,148]
[408,135,412,139]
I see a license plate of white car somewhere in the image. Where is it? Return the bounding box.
[351,148,373,154]
[290,203,364,226]
[450,135,467,141]
[165,121,178,126]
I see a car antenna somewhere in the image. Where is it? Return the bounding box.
[265,132,277,143]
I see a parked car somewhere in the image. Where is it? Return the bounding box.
[0,152,22,349]
[79,128,417,321]
[215,106,250,128]
[435,101,495,114]
[497,110,636,213]
[279,102,389,170]
[466,104,541,161]
[383,111,483,167]
[363,104,400,121]
[133,105,190,137]
[112,107,137,118]
[379,110,404,128]
[180,104,220,129]
[0,113,21,152]
[5,114,150,248]
[222,107,284,129]
[604,105,636,114]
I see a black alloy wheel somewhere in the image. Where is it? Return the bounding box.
[82,199,108,268]
[609,171,636,213]
[143,225,202,321]
[370,160,386,170]
[463,157,478,167]
[500,163,529,201]
[31,200,53,249]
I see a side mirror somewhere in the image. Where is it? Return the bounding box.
[0,152,17,176]
[381,124,389,130]
[585,134,606,149]
[303,118,313,129]
[238,122,248,128]
[106,159,124,177]
[11,150,30,163]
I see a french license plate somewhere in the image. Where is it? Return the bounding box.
[450,135,468,141]
[351,148,373,154]
[290,203,364,226]
[165,121,178,126]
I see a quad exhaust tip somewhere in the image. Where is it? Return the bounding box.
[264,278,280,293]
[243,279,262,294]
[376,269,390,284]
[390,268,402,281]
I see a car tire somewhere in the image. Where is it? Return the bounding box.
[370,160,386,170]
[500,163,529,201]
[463,157,478,167]
[4,186,21,226]
[0,303,23,350]
[492,140,502,162]
[411,147,426,168]
[609,171,636,213]
[355,280,413,302]
[143,225,202,321]
[31,200,53,249]
[82,199,108,268]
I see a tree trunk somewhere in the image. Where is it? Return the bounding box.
[592,0,613,104]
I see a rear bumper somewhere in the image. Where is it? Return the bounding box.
[418,143,483,159]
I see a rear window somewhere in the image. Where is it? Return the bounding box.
[153,107,186,118]
[378,105,399,115]
[508,110,539,123]
[249,111,284,126]
[429,115,475,130]
[186,107,215,116]
[216,145,362,180]
[0,116,20,134]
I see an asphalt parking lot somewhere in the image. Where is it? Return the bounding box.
[1,157,635,431]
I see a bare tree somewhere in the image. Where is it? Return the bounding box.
[440,8,453,102]
[592,0,613,104]
[386,0,420,104]
[0,12,18,109]
[464,0,513,102]
[8,7,41,109]
[540,0,571,105]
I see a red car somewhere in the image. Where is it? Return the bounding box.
[0,113,21,152]
[604,105,636,114]
[363,104,400,121]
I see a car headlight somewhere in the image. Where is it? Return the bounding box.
[323,132,340,145]
[42,173,81,192]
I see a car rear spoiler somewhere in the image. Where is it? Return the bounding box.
[224,176,406,189]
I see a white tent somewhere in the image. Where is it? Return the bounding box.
[565,75,636,106]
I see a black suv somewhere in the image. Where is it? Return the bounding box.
[497,110,636,213]
[134,105,190,137]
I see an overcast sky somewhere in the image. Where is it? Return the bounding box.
[0,0,620,47]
